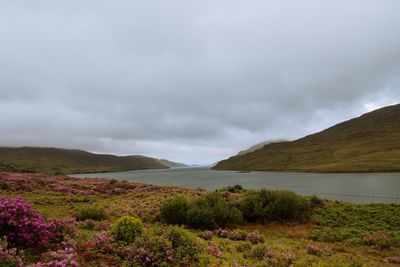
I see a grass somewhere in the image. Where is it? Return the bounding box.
[1,172,399,266]
[214,103,400,172]
[0,146,168,174]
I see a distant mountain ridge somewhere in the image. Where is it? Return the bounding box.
[214,104,400,172]
[156,159,187,168]
[0,146,169,174]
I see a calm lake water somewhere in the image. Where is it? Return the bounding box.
[71,167,400,204]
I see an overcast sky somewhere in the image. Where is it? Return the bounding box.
[1,1,400,165]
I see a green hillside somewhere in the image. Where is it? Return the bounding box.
[214,104,400,172]
[0,147,168,174]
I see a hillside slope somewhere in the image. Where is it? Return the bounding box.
[214,104,400,172]
[0,147,168,174]
[237,139,289,156]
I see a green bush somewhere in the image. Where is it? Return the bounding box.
[74,206,107,221]
[240,189,309,223]
[160,196,189,225]
[0,181,10,190]
[131,226,203,266]
[111,216,144,245]
[186,192,242,229]
[310,194,324,208]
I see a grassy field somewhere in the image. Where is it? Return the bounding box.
[214,104,400,172]
[0,146,168,175]
[1,172,399,266]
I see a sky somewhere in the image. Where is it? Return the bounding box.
[1,1,400,165]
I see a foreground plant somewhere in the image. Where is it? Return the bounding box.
[0,197,68,248]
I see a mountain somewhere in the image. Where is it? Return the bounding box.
[157,159,187,168]
[213,104,400,172]
[237,139,289,156]
[0,147,168,175]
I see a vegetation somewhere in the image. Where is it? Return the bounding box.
[214,104,400,172]
[0,146,169,174]
[240,189,311,223]
[159,196,189,225]
[74,205,107,221]
[310,203,400,247]
[161,192,243,229]
[111,216,144,245]
[0,172,399,266]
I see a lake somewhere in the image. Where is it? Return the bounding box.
[71,167,400,204]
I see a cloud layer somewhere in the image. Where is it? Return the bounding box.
[1,1,400,164]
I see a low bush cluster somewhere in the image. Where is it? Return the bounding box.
[74,206,107,221]
[160,189,312,229]
[121,225,203,266]
[240,189,311,223]
[160,192,242,229]
[306,243,331,257]
[111,216,144,245]
[310,203,400,248]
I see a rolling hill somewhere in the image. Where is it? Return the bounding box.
[0,147,169,174]
[213,104,400,172]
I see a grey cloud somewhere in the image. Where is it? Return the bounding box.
[1,0,400,164]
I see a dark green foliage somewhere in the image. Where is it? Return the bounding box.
[109,179,118,185]
[240,189,310,223]
[228,184,244,193]
[310,203,400,247]
[0,180,10,190]
[186,192,242,229]
[74,206,107,221]
[310,194,324,208]
[160,192,242,229]
[160,196,189,225]
[111,216,144,245]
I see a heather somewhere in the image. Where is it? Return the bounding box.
[1,172,400,266]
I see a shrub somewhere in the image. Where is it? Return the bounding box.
[29,237,79,267]
[240,189,309,223]
[0,240,23,267]
[306,244,331,256]
[363,230,393,249]
[229,229,247,241]
[165,226,203,265]
[91,231,114,253]
[247,231,265,244]
[159,196,189,225]
[130,226,203,266]
[186,192,242,229]
[0,180,10,190]
[235,241,252,253]
[74,206,107,221]
[111,216,144,245]
[214,228,229,238]
[201,231,213,241]
[207,242,223,258]
[131,233,173,266]
[244,244,271,260]
[310,194,324,208]
[227,184,243,193]
[0,197,63,248]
